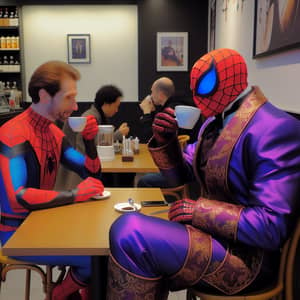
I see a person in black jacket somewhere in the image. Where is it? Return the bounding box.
[139,77,178,143]
[137,77,201,191]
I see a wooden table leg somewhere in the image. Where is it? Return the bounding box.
[91,256,108,300]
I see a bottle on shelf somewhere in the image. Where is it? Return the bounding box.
[11,36,17,48]
[15,36,19,48]
[3,8,9,26]
[0,8,3,27]
[3,55,8,64]
[3,8,8,18]
[6,36,11,48]
[9,8,18,26]
[9,55,14,64]
[4,81,10,103]
[11,81,21,108]
[0,36,6,48]
[8,83,16,111]
[0,80,10,113]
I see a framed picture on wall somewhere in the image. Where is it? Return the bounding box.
[253,0,300,58]
[67,34,91,64]
[157,32,188,71]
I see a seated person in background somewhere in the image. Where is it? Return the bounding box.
[56,85,130,189]
[106,48,300,299]
[0,61,104,300]
[137,77,201,191]
[138,77,179,143]
[137,77,180,188]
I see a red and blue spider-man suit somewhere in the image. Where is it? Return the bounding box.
[0,107,102,286]
[106,49,300,299]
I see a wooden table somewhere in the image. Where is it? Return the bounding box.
[2,188,169,299]
[101,144,158,173]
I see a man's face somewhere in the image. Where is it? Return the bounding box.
[47,76,78,122]
[150,82,162,106]
[104,97,121,118]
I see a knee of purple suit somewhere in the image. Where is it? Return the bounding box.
[109,212,189,278]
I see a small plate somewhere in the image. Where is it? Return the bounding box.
[114,202,141,213]
[91,190,111,200]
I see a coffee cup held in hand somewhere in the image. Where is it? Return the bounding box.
[68,117,87,132]
[175,105,201,129]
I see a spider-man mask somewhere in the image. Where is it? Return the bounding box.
[190,48,248,117]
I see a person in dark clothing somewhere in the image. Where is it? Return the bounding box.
[137,77,201,190]
[138,77,179,143]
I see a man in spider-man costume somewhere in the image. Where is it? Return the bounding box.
[106,48,300,299]
[0,61,104,300]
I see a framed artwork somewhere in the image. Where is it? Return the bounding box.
[67,34,91,64]
[156,32,188,71]
[253,0,300,58]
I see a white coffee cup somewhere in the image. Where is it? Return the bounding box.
[68,117,87,132]
[175,105,201,129]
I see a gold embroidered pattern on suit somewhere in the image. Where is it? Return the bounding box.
[202,245,264,295]
[192,198,243,241]
[169,225,212,291]
[205,86,267,201]
[107,255,169,300]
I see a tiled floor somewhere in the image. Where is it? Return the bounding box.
[0,268,189,299]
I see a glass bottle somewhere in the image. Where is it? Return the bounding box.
[0,36,6,49]
[3,56,8,64]
[6,36,11,48]
[3,8,8,19]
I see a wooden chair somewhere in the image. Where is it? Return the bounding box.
[0,249,66,300]
[186,219,300,300]
[161,184,190,202]
[178,135,190,151]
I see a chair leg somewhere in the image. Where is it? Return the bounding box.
[25,269,31,300]
[45,266,67,300]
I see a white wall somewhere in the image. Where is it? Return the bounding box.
[22,5,138,102]
[213,0,300,113]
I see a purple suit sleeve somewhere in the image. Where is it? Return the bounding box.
[236,117,300,250]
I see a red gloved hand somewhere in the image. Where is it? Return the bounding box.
[82,115,98,140]
[168,198,196,223]
[73,177,104,202]
[152,107,178,144]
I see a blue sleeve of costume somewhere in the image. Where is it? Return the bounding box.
[60,137,90,179]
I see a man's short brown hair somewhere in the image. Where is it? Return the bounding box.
[28,61,80,103]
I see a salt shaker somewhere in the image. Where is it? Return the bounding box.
[133,137,140,154]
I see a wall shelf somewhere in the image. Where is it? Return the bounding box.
[0,5,22,107]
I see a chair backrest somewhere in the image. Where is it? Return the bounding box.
[178,135,190,151]
[186,218,300,300]
[161,184,189,202]
[284,218,300,300]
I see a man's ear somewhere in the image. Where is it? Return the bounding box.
[38,88,51,104]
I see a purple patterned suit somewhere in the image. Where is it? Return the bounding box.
[108,86,300,296]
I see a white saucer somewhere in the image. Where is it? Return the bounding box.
[114,202,141,213]
[91,190,111,200]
